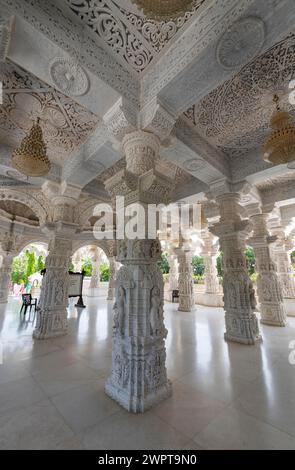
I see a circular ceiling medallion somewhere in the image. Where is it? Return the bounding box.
[216,17,265,70]
[183,158,206,172]
[50,58,90,96]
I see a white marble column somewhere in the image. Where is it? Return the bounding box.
[104,130,173,412]
[0,253,14,303]
[249,214,286,326]
[90,248,101,289]
[271,229,295,317]
[33,189,79,339]
[167,252,178,295]
[176,246,195,312]
[203,231,219,294]
[197,230,223,307]
[107,256,118,301]
[72,251,83,272]
[211,193,261,344]
[33,227,74,339]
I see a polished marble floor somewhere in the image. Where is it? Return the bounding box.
[0,297,295,450]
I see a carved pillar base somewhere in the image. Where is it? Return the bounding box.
[33,309,68,340]
[105,336,172,413]
[33,230,73,340]
[105,239,172,413]
[0,254,14,304]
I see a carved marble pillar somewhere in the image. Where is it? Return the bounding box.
[0,228,22,304]
[272,230,295,299]
[33,226,74,339]
[90,248,101,289]
[72,251,83,272]
[0,253,14,303]
[201,230,220,295]
[107,256,118,301]
[176,245,194,312]
[249,214,286,326]
[104,130,173,413]
[33,191,79,339]
[168,252,178,292]
[211,193,261,344]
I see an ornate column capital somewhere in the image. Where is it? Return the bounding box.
[103,97,176,144]
[122,130,160,175]
[42,182,81,226]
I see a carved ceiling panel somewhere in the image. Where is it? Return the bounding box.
[184,34,295,159]
[65,0,206,74]
[0,62,99,166]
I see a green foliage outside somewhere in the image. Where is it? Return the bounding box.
[100,262,110,282]
[216,252,223,277]
[81,256,92,277]
[192,255,205,276]
[80,258,110,281]
[163,273,169,283]
[11,250,46,286]
[158,252,170,274]
[245,247,256,275]
[158,246,259,285]
[193,274,204,284]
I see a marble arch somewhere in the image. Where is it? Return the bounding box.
[0,189,49,225]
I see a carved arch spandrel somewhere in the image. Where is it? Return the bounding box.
[0,188,51,225]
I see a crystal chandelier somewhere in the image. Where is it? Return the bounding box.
[131,0,194,20]
[263,95,295,165]
[11,118,51,177]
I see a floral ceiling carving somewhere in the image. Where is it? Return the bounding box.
[0,62,99,165]
[184,34,295,159]
[65,0,206,74]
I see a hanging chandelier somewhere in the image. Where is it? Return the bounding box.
[11,118,51,177]
[131,0,194,20]
[263,95,295,165]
